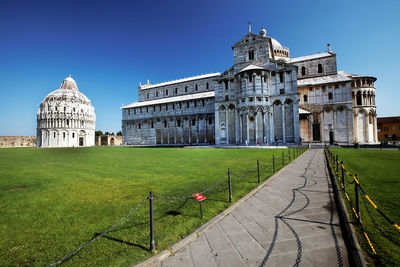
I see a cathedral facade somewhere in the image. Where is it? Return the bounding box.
[122,26,377,145]
[37,76,96,147]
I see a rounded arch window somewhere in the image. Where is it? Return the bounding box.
[318,64,323,74]
[301,66,307,76]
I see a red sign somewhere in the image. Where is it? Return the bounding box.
[193,193,206,201]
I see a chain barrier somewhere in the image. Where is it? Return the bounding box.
[325,146,400,256]
[230,170,255,179]
[48,197,149,266]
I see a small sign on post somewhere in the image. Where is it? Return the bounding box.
[193,193,206,218]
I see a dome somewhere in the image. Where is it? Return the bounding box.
[41,76,90,105]
[270,38,283,49]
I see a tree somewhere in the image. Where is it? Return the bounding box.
[104,132,110,135]
[116,131,122,136]
[95,130,103,136]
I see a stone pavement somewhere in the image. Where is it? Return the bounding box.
[155,149,349,267]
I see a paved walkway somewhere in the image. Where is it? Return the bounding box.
[156,149,349,266]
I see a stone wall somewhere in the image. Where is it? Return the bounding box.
[0,136,36,148]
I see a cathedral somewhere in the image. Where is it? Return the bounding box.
[122,26,377,145]
[37,76,96,147]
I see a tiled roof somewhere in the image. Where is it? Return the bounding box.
[289,52,334,63]
[122,91,215,109]
[377,117,400,124]
[297,71,352,87]
[139,73,220,90]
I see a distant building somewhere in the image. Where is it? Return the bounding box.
[37,76,96,147]
[122,25,378,145]
[95,134,122,146]
[377,116,400,141]
[0,136,36,148]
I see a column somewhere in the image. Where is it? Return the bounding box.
[246,113,250,143]
[270,110,274,143]
[181,116,184,144]
[174,118,177,144]
[167,119,170,144]
[196,115,199,144]
[205,116,207,144]
[293,102,300,143]
[188,117,191,144]
[226,109,229,144]
[235,108,239,144]
[239,113,243,143]
[215,109,220,144]
[255,110,259,142]
[282,104,286,143]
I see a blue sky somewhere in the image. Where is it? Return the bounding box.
[0,0,399,136]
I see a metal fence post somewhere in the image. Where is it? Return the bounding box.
[149,191,155,252]
[341,161,345,192]
[282,151,284,166]
[336,155,339,174]
[228,168,232,203]
[257,159,260,183]
[273,153,276,173]
[199,201,203,218]
[355,175,361,224]
[288,149,291,162]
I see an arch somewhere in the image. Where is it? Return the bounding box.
[284,98,293,105]
[219,105,226,111]
[228,104,236,110]
[273,99,282,106]
[110,137,115,146]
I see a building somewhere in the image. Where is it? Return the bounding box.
[0,136,36,148]
[377,116,400,141]
[122,26,378,145]
[37,76,96,147]
[95,134,123,146]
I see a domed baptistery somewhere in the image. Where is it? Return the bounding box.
[37,76,96,147]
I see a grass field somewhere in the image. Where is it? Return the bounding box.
[330,148,400,266]
[0,146,303,266]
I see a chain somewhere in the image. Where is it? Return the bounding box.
[48,198,148,266]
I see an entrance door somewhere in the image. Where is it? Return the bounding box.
[79,137,84,146]
[312,123,321,141]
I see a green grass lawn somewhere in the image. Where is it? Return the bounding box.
[330,148,400,266]
[0,147,303,266]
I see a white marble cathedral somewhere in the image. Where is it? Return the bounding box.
[122,26,377,145]
[37,76,96,147]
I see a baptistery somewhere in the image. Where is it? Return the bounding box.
[37,76,96,147]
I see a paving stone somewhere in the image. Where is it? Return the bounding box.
[204,224,234,252]
[189,235,216,267]
[211,249,245,267]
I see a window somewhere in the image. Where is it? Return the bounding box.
[179,102,182,109]
[166,104,168,111]
[151,121,154,128]
[72,133,75,138]
[279,89,285,95]
[225,95,229,101]
[271,71,276,77]
[53,132,56,138]
[384,134,388,138]
[164,121,167,128]
[159,105,161,111]
[301,66,306,76]
[195,84,198,91]
[73,107,75,112]
[63,133,65,138]
[249,75,253,83]
[185,86,188,93]
[138,123,141,129]
[208,117,212,125]
[328,92,333,100]
[194,101,197,108]
[304,95,308,102]
[202,99,205,107]
[279,72,284,83]
[192,118,196,126]
[206,82,209,89]
[318,63,323,74]
[128,109,130,116]
[356,95,362,106]
[146,107,148,112]
[383,127,388,131]
[64,107,66,112]
[225,81,228,90]
[186,102,189,108]
[249,50,255,60]
[165,90,168,96]
[172,103,175,110]
[147,93,149,99]
[175,88,178,94]
[156,92,159,97]
[263,75,267,82]
[309,87,313,91]
[335,84,339,89]
[177,120,181,127]
[55,106,58,111]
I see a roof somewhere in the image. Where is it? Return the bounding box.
[377,117,400,124]
[289,52,334,63]
[122,91,215,109]
[139,73,220,90]
[299,108,310,114]
[237,64,265,73]
[297,71,352,87]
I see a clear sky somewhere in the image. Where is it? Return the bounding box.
[0,0,399,136]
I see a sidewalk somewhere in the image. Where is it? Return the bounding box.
[145,149,349,267]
